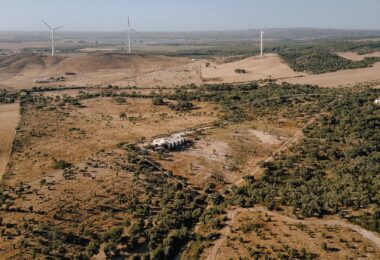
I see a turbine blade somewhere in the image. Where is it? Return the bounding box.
[128,16,130,27]
[42,19,52,30]
[54,26,64,30]
[131,28,138,33]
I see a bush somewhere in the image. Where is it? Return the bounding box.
[152,97,165,106]
[235,68,247,74]
[53,159,72,170]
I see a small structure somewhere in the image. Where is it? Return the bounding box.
[375,99,380,105]
[151,133,188,150]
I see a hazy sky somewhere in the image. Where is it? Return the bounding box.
[0,0,379,31]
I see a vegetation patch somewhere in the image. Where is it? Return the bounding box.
[279,48,380,74]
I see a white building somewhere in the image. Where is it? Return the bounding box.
[152,133,188,150]
[375,99,380,105]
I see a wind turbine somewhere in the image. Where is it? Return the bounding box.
[42,19,64,57]
[124,16,137,54]
[260,24,268,59]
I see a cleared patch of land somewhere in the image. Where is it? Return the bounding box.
[157,121,296,189]
[0,103,19,179]
[201,54,304,83]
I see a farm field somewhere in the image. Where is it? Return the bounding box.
[201,54,304,83]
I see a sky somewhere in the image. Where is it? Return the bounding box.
[0,0,379,32]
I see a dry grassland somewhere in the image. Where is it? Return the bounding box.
[4,97,218,186]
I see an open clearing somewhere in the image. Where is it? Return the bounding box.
[157,121,296,189]
[0,103,19,179]
[201,54,304,83]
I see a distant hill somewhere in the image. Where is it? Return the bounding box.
[1,28,380,45]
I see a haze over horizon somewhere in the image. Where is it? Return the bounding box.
[0,0,379,32]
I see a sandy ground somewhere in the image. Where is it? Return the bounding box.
[201,54,304,83]
[0,103,19,179]
[0,54,199,89]
[249,129,282,145]
[336,51,380,61]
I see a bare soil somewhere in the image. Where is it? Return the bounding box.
[201,54,304,83]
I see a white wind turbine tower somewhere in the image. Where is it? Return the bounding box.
[125,16,137,53]
[260,24,268,59]
[42,19,64,57]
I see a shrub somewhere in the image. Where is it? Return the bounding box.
[53,159,72,170]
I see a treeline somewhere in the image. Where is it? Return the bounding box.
[165,82,337,123]
[0,89,17,104]
[228,89,380,221]
[278,48,380,74]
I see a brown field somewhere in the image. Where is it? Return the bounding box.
[0,53,201,89]
[2,52,380,91]
[201,54,304,83]
[0,103,19,179]
[203,206,380,260]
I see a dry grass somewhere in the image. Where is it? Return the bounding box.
[4,97,218,186]
[201,54,304,83]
